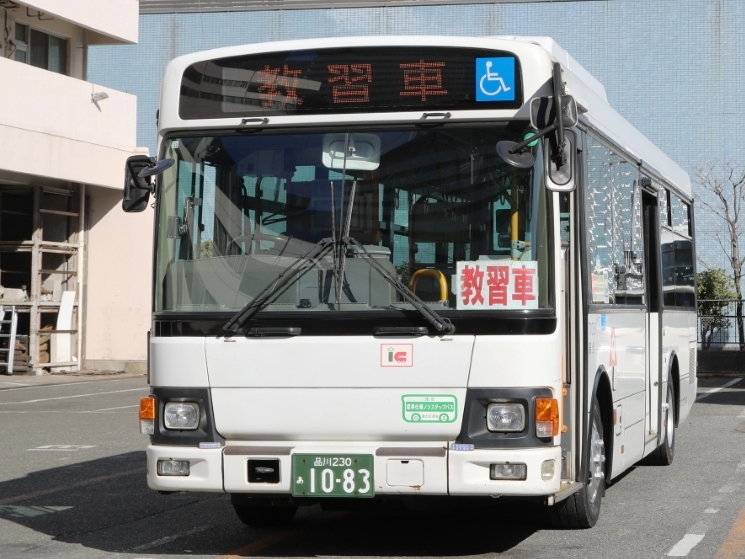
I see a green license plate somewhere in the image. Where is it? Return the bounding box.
[291,454,374,498]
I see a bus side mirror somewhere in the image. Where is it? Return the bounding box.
[545,129,576,192]
[531,63,579,192]
[529,93,578,192]
[123,155,154,213]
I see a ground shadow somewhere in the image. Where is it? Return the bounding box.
[695,376,745,407]
[0,451,227,555]
[0,451,552,556]
[249,501,546,558]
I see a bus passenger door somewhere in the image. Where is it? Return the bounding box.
[642,187,662,446]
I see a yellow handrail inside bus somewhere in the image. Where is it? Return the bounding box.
[511,178,520,260]
[409,269,448,301]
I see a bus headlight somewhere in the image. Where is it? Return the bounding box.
[164,402,200,430]
[486,403,525,432]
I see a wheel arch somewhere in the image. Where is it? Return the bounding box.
[668,351,681,427]
[590,366,613,485]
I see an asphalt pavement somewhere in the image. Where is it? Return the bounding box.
[0,372,743,558]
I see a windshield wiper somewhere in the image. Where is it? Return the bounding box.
[222,235,455,335]
[343,237,455,335]
[223,237,334,333]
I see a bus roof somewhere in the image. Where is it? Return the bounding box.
[160,35,690,196]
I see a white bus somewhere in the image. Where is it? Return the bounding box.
[126,35,697,529]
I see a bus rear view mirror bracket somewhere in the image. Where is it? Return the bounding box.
[122,155,154,213]
[497,83,578,180]
[322,133,381,171]
[529,95,579,135]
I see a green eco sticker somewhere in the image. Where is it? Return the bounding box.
[402,394,457,423]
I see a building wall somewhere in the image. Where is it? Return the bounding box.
[16,0,138,45]
[0,58,139,189]
[88,0,745,284]
[85,186,153,369]
[1,1,148,372]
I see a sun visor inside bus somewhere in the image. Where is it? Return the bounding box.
[322,133,381,171]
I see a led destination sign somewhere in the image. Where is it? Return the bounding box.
[179,47,522,119]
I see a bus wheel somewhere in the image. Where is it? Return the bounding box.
[231,496,297,527]
[644,382,675,466]
[549,397,605,529]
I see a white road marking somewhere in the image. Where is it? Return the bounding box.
[0,381,30,386]
[738,408,745,419]
[666,456,745,556]
[0,468,142,505]
[129,526,209,552]
[27,445,95,451]
[84,404,139,412]
[667,534,705,556]
[0,378,131,392]
[0,387,148,405]
[696,378,742,401]
[0,505,73,518]
[0,410,134,414]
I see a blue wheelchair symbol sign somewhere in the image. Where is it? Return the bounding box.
[476,58,516,102]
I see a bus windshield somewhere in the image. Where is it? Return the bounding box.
[154,125,550,315]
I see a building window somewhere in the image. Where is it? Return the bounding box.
[13,23,67,75]
[14,23,27,63]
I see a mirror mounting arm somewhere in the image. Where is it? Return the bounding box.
[553,62,566,168]
[139,157,175,182]
[508,120,559,155]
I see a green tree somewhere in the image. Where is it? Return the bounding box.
[697,268,736,350]
[200,239,214,259]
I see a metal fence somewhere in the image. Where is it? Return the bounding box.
[698,299,745,350]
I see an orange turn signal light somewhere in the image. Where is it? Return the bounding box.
[535,397,559,437]
[140,396,156,420]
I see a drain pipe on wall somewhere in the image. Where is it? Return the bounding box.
[82,28,88,81]
[77,184,86,372]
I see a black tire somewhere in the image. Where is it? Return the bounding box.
[549,397,605,529]
[231,496,297,527]
[645,381,675,466]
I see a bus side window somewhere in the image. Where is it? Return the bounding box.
[663,193,694,307]
[585,137,615,304]
[611,167,644,305]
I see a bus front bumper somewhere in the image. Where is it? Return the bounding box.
[146,444,562,496]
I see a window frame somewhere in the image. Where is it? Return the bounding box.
[12,21,68,75]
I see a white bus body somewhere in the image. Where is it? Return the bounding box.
[128,35,696,528]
